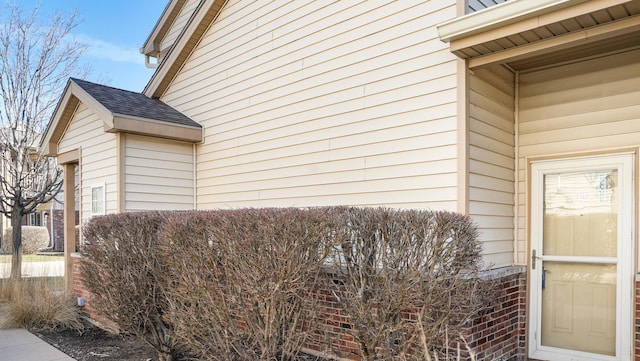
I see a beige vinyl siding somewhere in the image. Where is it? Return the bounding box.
[162,0,460,210]
[124,134,194,211]
[57,103,118,224]
[469,65,515,268]
[160,0,201,55]
[516,49,640,264]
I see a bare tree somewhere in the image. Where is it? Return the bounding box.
[0,2,87,280]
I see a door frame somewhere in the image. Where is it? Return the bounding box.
[527,152,635,361]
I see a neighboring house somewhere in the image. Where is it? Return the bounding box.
[0,204,56,252]
[0,136,65,252]
[40,0,640,360]
[34,189,75,252]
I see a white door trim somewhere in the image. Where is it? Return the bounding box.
[528,153,634,361]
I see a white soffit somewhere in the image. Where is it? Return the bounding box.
[437,0,586,42]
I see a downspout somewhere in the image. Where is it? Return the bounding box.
[193,143,197,210]
[513,71,520,265]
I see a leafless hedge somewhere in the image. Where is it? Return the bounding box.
[327,208,492,361]
[80,207,492,361]
[81,212,175,361]
[163,208,335,361]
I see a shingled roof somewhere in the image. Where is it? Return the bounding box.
[71,78,200,128]
[41,78,202,156]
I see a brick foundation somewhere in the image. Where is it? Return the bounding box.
[464,269,526,361]
[71,259,528,360]
[304,267,527,361]
[71,254,118,331]
[635,278,640,361]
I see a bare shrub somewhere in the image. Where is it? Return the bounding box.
[3,226,50,254]
[161,211,234,360]
[81,212,175,361]
[328,207,492,361]
[164,208,335,361]
[0,277,82,331]
[78,207,491,361]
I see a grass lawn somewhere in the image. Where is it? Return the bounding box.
[0,254,64,263]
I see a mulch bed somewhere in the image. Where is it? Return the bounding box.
[34,319,333,361]
[33,320,157,361]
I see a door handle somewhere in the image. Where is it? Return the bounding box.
[531,249,543,269]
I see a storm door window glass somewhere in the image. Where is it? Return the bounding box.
[540,170,617,355]
[543,171,617,257]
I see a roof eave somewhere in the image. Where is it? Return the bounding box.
[40,80,83,157]
[141,0,185,56]
[109,115,203,143]
[437,0,587,43]
[40,81,70,156]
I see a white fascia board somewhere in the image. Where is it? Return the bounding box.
[437,0,584,42]
[141,0,179,55]
[40,80,73,151]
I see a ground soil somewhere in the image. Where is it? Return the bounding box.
[34,320,159,361]
[34,319,331,361]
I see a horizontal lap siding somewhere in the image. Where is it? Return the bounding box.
[469,65,516,268]
[124,134,194,211]
[57,103,118,224]
[517,49,640,264]
[160,0,201,52]
[162,0,460,209]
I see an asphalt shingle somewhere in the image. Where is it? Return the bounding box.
[71,78,200,128]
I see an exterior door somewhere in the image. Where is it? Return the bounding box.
[529,154,634,361]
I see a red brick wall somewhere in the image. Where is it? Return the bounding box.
[304,269,527,361]
[71,255,118,332]
[51,210,65,252]
[464,271,526,361]
[46,210,78,252]
[304,281,361,360]
[633,281,640,361]
[71,258,527,360]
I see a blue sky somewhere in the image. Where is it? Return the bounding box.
[20,0,168,92]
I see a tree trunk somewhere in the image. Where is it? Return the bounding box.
[10,206,24,281]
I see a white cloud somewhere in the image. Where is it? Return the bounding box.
[75,34,143,65]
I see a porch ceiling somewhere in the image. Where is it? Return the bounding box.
[439,0,640,71]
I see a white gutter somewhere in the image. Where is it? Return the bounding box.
[437,0,588,42]
[144,54,159,69]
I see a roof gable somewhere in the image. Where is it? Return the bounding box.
[41,78,202,156]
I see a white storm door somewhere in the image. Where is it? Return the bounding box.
[529,154,634,361]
